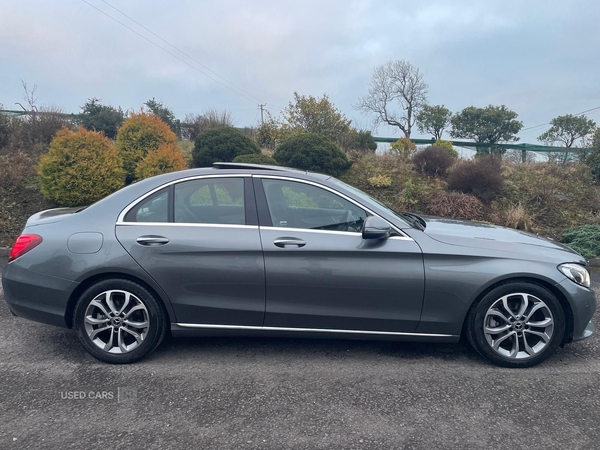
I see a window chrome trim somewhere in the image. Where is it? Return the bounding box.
[117,173,251,223]
[116,222,258,229]
[254,174,412,239]
[262,226,413,240]
[175,323,454,338]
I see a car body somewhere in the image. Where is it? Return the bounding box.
[2,163,596,367]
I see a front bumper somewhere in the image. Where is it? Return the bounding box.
[2,261,77,328]
[556,278,597,342]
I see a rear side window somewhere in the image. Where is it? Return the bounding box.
[124,188,168,223]
[174,178,245,224]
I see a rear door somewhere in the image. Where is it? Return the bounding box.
[115,175,265,326]
[255,176,425,333]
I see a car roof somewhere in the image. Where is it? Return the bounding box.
[164,162,333,181]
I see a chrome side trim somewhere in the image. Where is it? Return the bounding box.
[263,226,413,240]
[175,323,454,338]
[116,222,258,229]
[117,173,251,223]
[253,175,412,240]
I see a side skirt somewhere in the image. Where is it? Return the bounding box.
[171,323,460,343]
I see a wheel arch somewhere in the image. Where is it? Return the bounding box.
[461,276,574,344]
[65,272,175,329]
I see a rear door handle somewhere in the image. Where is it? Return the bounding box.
[274,237,306,248]
[136,235,170,246]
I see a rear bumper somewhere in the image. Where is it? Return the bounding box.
[2,261,77,328]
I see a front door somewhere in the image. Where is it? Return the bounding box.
[116,176,265,326]
[256,177,425,333]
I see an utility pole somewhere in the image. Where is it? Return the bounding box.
[258,104,266,124]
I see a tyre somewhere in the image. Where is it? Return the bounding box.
[466,282,565,368]
[73,279,167,364]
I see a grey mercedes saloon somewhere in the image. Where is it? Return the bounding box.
[2,163,596,367]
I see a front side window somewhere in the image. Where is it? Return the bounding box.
[262,179,366,232]
[174,178,245,224]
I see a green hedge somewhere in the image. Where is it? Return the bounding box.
[273,133,351,176]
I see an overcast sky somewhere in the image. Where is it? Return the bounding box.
[1,0,599,142]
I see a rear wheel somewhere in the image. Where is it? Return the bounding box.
[466,282,565,368]
[74,279,167,364]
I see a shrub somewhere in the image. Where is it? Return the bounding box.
[0,104,10,149]
[115,112,177,183]
[183,109,234,141]
[586,128,600,180]
[434,139,458,158]
[412,146,455,177]
[135,143,187,180]
[0,149,37,188]
[389,137,416,159]
[426,191,485,220]
[38,127,125,206]
[79,98,125,140]
[367,174,392,188]
[192,127,260,167]
[447,155,504,201]
[503,162,599,235]
[491,202,535,231]
[273,133,351,176]
[232,153,278,165]
[400,179,425,208]
[561,224,600,258]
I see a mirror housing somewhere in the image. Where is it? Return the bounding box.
[362,216,392,240]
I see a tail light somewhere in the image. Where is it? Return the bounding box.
[8,234,43,262]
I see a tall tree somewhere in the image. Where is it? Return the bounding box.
[416,104,452,140]
[538,114,596,148]
[356,60,428,137]
[79,98,125,140]
[282,92,352,142]
[145,98,181,137]
[450,105,523,154]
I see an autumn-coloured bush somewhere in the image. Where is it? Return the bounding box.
[273,133,351,176]
[389,137,417,159]
[115,112,177,183]
[193,127,260,167]
[412,145,456,176]
[447,155,504,201]
[38,127,125,206]
[426,191,485,221]
[134,143,187,180]
[232,153,278,165]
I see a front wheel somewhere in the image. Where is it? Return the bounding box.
[466,282,565,368]
[73,279,167,364]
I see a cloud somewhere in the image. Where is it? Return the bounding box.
[1,0,599,140]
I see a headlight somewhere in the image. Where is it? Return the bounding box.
[558,263,590,288]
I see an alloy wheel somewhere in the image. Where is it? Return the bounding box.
[483,293,554,360]
[83,290,150,354]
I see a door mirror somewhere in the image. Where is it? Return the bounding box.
[362,216,391,240]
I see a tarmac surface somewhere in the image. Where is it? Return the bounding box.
[1,258,599,449]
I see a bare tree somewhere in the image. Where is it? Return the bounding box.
[356,60,428,137]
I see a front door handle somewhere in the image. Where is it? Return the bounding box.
[273,237,306,248]
[136,235,170,246]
